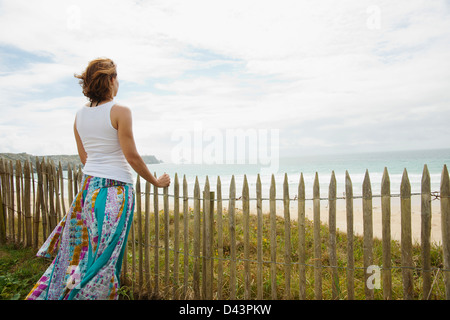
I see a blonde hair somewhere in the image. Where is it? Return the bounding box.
[74,58,117,102]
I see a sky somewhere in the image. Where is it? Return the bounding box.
[0,0,449,164]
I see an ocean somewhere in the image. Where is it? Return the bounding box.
[140,148,450,200]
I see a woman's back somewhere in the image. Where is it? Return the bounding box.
[76,100,133,184]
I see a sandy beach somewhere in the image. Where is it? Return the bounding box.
[5,189,443,246]
[138,192,443,245]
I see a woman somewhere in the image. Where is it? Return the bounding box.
[26,58,170,300]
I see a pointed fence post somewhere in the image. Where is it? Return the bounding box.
[59,162,66,215]
[0,170,5,244]
[345,171,354,300]
[67,164,73,206]
[441,165,450,300]
[228,175,236,300]
[362,170,374,300]
[256,174,263,300]
[144,180,151,298]
[217,176,224,300]
[313,172,322,300]
[0,159,6,244]
[421,165,432,299]
[136,175,143,296]
[193,176,201,299]
[283,173,291,299]
[41,159,48,239]
[298,173,306,300]
[243,174,251,299]
[401,168,414,300]
[24,160,32,247]
[182,175,189,299]
[173,173,180,300]
[203,176,212,300]
[328,171,338,299]
[153,172,159,296]
[381,167,392,300]
[8,161,15,244]
[33,158,40,248]
[163,181,170,298]
[16,160,23,245]
[269,174,277,299]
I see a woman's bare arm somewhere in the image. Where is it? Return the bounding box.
[112,104,170,188]
[74,119,87,165]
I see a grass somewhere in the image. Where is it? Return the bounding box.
[1,207,446,300]
[121,207,447,300]
[0,243,50,300]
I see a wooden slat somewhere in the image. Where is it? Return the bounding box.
[0,177,5,244]
[136,175,143,295]
[173,173,180,299]
[164,182,170,297]
[362,169,374,300]
[229,175,236,300]
[31,161,36,245]
[328,171,338,299]
[381,167,392,300]
[67,164,73,206]
[122,233,129,286]
[243,174,250,299]
[72,163,78,196]
[269,174,277,299]
[42,161,47,237]
[345,171,354,300]
[256,174,263,299]
[0,159,6,244]
[8,161,15,244]
[440,165,450,299]
[401,168,414,300]
[183,175,189,299]
[313,172,322,300]
[298,173,306,300]
[47,161,56,231]
[217,176,224,300]
[24,160,32,247]
[16,160,22,245]
[2,160,9,241]
[59,162,66,216]
[202,186,206,299]
[1,159,10,242]
[203,176,212,300]
[144,180,151,297]
[209,189,214,297]
[421,165,432,299]
[283,173,291,299]
[77,166,82,191]
[52,161,61,223]
[33,158,40,248]
[153,172,159,296]
[193,176,201,299]
[131,211,136,295]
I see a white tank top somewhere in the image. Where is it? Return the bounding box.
[75,100,134,184]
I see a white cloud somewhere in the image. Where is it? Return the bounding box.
[0,0,449,159]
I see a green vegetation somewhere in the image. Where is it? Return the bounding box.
[1,208,446,300]
[121,208,446,300]
[0,244,50,300]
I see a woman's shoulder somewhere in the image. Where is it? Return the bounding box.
[110,104,132,129]
[111,103,132,114]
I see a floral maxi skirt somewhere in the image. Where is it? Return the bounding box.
[25,175,135,300]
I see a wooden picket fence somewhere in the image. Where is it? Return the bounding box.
[0,156,449,300]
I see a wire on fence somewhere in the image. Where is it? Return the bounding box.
[133,241,450,273]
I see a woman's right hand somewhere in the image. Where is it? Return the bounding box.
[156,173,171,188]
